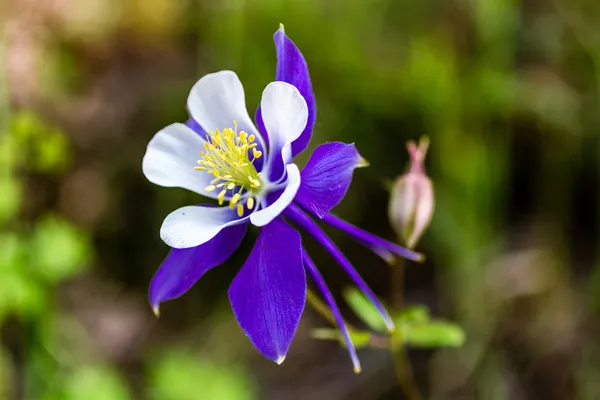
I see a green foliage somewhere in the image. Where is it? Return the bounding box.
[0,111,91,319]
[341,289,465,349]
[396,305,431,325]
[311,328,372,349]
[0,234,44,318]
[0,175,21,223]
[33,132,70,173]
[395,306,465,348]
[0,347,11,399]
[343,287,387,332]
[149,351,257,400]
[402,320,466,348]
[10,110,71,173]
[401,34,459,123]
[0,110,100,396]
[40,366,132,400]
[30,216,91,283]
[62,366,131,400]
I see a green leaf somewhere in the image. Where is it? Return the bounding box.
[311,328,372,349]
[30,216,91,282]
[395,305,431,325]
[343,287,387,332]
[403,320,466,348]
[149,351,257,400]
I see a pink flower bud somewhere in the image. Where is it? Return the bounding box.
[388,137,434,249]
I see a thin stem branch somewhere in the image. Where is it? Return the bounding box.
[306,288,337,326]
[391,335,423,400]
[390,244,423,400]
[391,256,405,311]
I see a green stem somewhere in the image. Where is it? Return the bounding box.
[390,249,423,400]
[306,288,337,326]
[391,256,405,311]
[391,334,423,400]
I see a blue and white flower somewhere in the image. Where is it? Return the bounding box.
[142,25,422,372]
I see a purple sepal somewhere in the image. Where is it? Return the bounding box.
[284,204,395,332]
[228,217,306,363]
[303,249,361,373]
[256,26,316,159]
[295,142,364,218]
[149,224,247,313]
[322,213,424,262]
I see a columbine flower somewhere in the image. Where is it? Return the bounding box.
[143,25,421,373]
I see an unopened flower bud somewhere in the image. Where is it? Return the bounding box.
[388,137,434,249]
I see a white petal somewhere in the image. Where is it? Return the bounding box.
[261,82,308,167]
[143,123,220,198]
[250,164,301,227]
[160,205,248,249]
[187,71,264,149]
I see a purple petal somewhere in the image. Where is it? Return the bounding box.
[284,204,395,332]
[228,218,306,363]
[149,224,247,314]
[295,142,365,218]
[322,213,424,262]
[303,248,361,373]
[185,118,207,136]
[256,26,316,159]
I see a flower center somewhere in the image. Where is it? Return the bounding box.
[194,121,263,217]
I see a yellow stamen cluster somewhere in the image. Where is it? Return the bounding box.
[195,122,263,217]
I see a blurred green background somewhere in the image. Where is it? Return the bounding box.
[2,0,600,398]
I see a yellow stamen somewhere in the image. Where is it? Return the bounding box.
[237,203,244,217]
[218,189,226,205]
[249,177,261,188]
[195,121,264,214]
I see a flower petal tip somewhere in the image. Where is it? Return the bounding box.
[279,23,285,32]
[386,321,396,334]
[415,252,426,263]
[152,305,160,318]
[276,355,286,365]
[357,157,370,168]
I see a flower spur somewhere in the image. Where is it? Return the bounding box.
[142,25,422,373]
